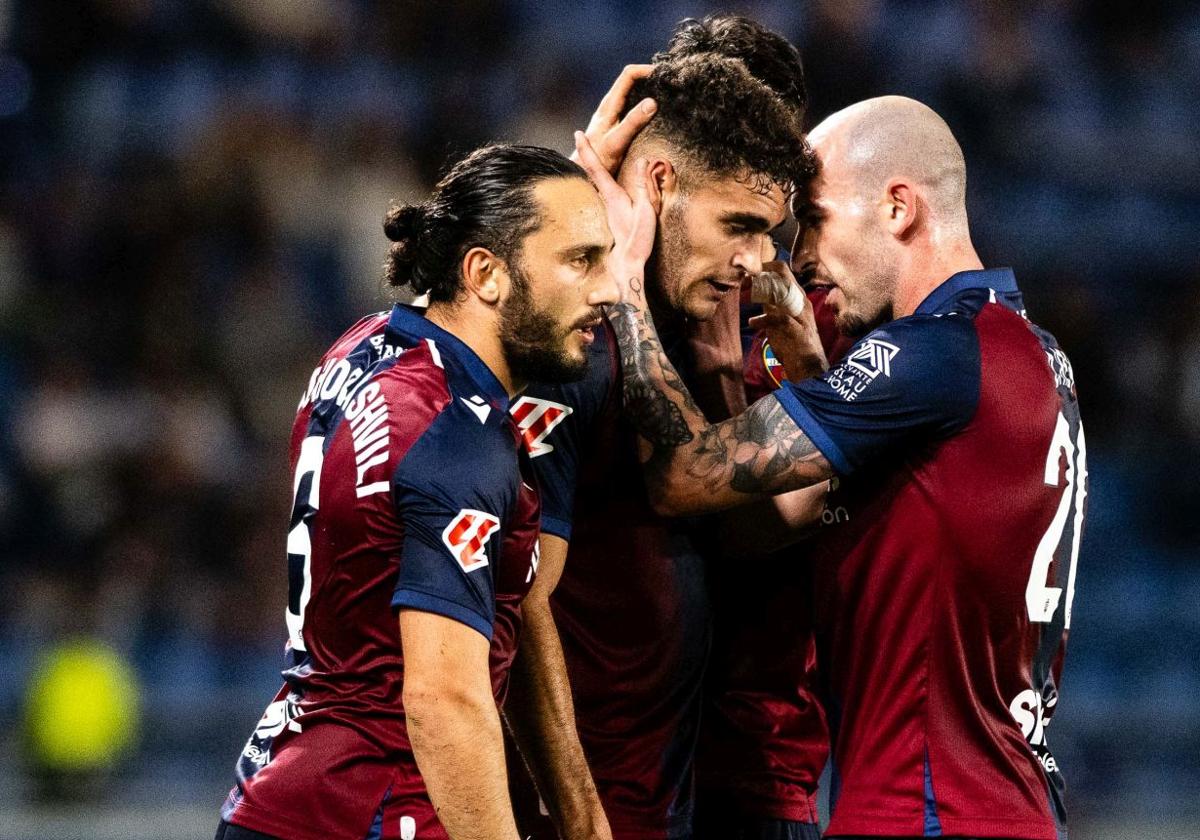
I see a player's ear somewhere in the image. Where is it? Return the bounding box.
[645,157,673,213]
[461,246,505,305]
[884,179,918,240]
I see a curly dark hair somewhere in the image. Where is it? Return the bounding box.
[383,144,586,303]
[623,53,813,197]
[659,13,808,114]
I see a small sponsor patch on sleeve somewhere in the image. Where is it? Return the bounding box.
[441,509,501,572]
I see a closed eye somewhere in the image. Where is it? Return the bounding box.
[721,212,772,237]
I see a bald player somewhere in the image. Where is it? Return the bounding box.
[579,96,1086,840]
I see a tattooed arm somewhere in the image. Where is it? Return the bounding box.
[572,129,833,515]
[607,301,833,515]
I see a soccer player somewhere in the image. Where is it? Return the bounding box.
[580,94,1086,840]
[642,18,839,840]
[509,50,811,840]
[216,144,653,840]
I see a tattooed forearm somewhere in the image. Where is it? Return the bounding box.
[606,302,833,513]
[608,302,698,447]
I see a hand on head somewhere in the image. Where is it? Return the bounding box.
[572,64,658,176]
[573,131,659,307]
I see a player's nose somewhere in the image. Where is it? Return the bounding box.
[733,242,764,277]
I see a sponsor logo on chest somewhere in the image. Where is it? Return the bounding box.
[510,396,573,457]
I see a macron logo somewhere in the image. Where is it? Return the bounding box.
[442,509,501,572]
[845,338,900,380]
[510,396,573,458]
[460,395,491,424]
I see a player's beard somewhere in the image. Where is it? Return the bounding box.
[836,241,896,337]
[499,264,592,385]
[646,201,691,319]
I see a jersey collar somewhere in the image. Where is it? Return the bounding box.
[386,304,510,410]
[914,267,1019,315]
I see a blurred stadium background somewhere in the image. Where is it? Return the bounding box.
[0,1,1196,838]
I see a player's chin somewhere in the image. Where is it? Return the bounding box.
[560,334,590,365]
[553,344,590,381]
[683,291,722,322]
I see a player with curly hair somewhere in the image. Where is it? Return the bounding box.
[506,37,814,840]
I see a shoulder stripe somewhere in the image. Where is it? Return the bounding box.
[426,338,443,368]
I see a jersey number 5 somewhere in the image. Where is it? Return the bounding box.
[286,436,324,651]
[1026,412,1087,628]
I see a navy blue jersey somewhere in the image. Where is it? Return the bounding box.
[775,269,1085,839]
[223,305,540,840]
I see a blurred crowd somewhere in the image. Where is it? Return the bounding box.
[0,0,1197,821]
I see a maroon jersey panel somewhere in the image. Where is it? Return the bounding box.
[777,269,1083,839]
[222,305,540,840]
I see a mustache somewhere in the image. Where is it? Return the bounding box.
[570,308,604,331]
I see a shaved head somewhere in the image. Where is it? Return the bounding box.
[809,96,968,229]
[792,96,983,337]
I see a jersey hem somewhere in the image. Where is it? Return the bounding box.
[228,802,369,840]
[772,388,853,475]
[695,784,818,822]
[392,588,493,640]
[826,812,1059,839]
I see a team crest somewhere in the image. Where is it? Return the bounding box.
[845,338,900,379]
[510,397,573,458]
[762,340,785,386]
[442,509,501,572]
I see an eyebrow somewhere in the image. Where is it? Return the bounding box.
[720,212,775,233]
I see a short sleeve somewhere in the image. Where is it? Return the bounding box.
[773,315,981,476]
[516,326,616,540]
[391,407,515,640]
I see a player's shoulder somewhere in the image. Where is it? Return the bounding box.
[325,310,391,363]
[390,385,521,509]
[839,310,980,387]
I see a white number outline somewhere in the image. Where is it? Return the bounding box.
[1026,412,1087,627]
[286,435,324,651]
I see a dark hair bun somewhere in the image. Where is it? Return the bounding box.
[383,203,426,290]
[383,203,425,243]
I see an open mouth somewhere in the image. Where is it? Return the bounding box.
[705,277,740,296]
[572,318,601,343]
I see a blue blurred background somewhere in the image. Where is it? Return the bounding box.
[0,1,1196,838]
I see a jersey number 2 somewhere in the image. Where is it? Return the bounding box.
[1026,412,1087,628]
[286,436,324,651]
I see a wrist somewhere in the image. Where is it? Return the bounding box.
[611,271,648,309]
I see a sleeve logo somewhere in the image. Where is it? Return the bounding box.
[845,338,900,379]
[442,509,501,572]
[827,338,901,402]
[509,397,573,458]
